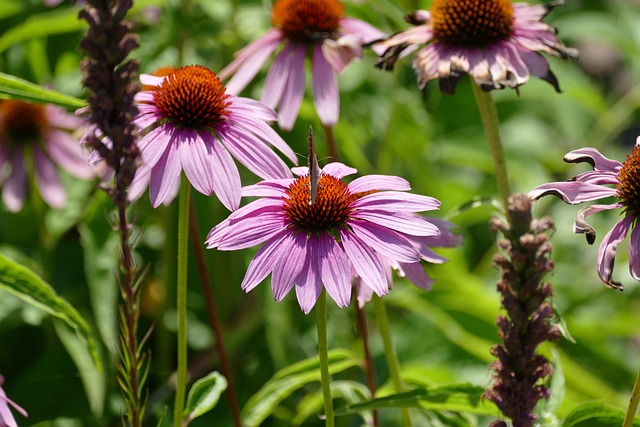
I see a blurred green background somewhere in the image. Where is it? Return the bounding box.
[1,0,640,425]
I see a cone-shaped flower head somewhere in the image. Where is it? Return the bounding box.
[207,162,445,314]
[218,0,384,130]
[0,375,27,427]
[529,144,640,290]
[0,100,93,212]
[129,65,297,210]
[374,0,578,94]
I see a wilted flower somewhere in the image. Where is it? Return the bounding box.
[0,375,27,427]
[374,0,578,94]
[206,162,444,314]
[128,65,297,210]
[529,145,640,290]
[0,100,93,212]
[218,0,384,130]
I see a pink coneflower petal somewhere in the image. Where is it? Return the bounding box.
[178,129,215,195]
[241,230,289,292]
[272,233,307,301]
[3,151,26,212]
[216,213,285,251]
[261,44,294,109]
[529,182,618,204]
[295,243,324,314]
[317,234,352,308]
[349,221,420,263]
[149,137,181,208]
[33,147,66,209]
[348,175,411,193]
[564,147,622,172]
[629,225,640,281]
[354,211,438,236]
[322,35,361,73]
[198,131,242,211]
[45,130,93,179]
[45,105,83,130]
[352,191,440,212]
[312,44,339,127]
[339,17,385,44]
[340,230,387,296]
[227,113,297,163]
[399,262,434,290]
[597,217,632,289]
[277,44,307,130]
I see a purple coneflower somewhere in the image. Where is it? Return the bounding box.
[206,162,443,314]
[355,217,461,307]
[374,0,577,94]
[218,0,384,130]
[0,100,93,212]
[128,65,297,210]
[529,145,640,290]
[0,375,27,427]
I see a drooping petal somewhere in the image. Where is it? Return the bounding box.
[240,230,290,292]
[3,151,26,212]
[596,216,633,290]
[529,181,617,204]
[399,262,434,291]
[216,212,287,251]
[200,131,242,211]
[573,203,622,244]
[352,191,440,212]
[629,223,640,281]
[339,17,385,44]
[352,210,439,236]
[348,174,410,193]
[179,129,215,195]
[341,229,388,296]
[261,43,294,109]
[563,147,623,172]
[295,238,324,314]
[45,130,93,179]
[271,232,307,302]
[277,44,307,131]
[349,220,420,263]
[322,35,360,73]
[149,137,181,208]
[33,147,66,209]
[320,162,357,179]
[316,234,351,308]
[312,43,339,127]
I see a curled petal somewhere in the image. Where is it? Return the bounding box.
[596,216,633,290]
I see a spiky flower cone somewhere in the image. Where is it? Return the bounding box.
[485,194,561,427]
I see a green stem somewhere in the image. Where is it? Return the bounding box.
[470,80,511,207]
[373,296,412,427]
[173,174,191,427]
[316,289,335,427]
[623,369,640,427]
[323,124,339,162]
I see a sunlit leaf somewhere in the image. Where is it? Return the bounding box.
[0,72,85,109]
[562,402,640,426]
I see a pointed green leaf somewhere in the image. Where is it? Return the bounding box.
[242,349,361,427]
[183,371,228,424]
[0,252,101,370]
[0,72,85,109]
[562,402,640,426]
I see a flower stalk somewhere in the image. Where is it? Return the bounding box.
[316,289,335,427]
[623,369,640,427]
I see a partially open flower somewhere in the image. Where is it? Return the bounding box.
[373,0,578,94]
[529,144,640,290]
[0,100,93,212]
[206,162,444,313]
[219,0,384,130]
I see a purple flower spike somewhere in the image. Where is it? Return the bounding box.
[218,0,384,130]
[207,162,449,314]
[129,65,297,211]
[373,0,578,94]
[0,375,27,427]
[529,144,640,290]
[0,100,93,212]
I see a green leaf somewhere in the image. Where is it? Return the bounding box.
[0,252,101,370]
[0,72,85,109]
[562,402,640,427]
[242,349,361,427]
[334,384,501,417]
[183,371,228,424]
[0,8,86,53]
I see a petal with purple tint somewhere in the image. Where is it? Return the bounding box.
[629,223,640,281]
[529,181,617,204]
[573,203,622,244]
[339,17,385,44]
[352,191,440,212]
[348,174,410,193]
[46,105,83,130]
[563,147,622,172]
[295,239,325,314]
[596,216,632,290]
[45,130,93,178]
[228,96,277,122]
[353,211,438,236]
[272,232,307,302]
[349,220,420,263]
[261,44,293,109]
[242,180,291,198]
[321,162,358,179]
[216,212,286,251]
[241,230,290,292]
[149,137,181,208]
[227,114,298,163]
[316,234,351,308]
[312,44,339,127]
[277,44,306,131]
[178,129,215,195]
[340,229,388,296]
[139,125,174,170]
[140,74,164,86]
[221,30,283,95]
[33,147,66,209]
[322,35,360,73]
[399,262,434,291]
[200,131,242,211]
[3,151,26,212]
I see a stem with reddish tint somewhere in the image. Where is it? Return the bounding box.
[624,369,640,427]
[188,201,242,427]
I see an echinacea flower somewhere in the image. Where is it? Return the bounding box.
[373,0,578,94]
[355,217,461,307]
[218,0,384,130]
[0,375,27,427]
[206,162,444,314]
[128,65,297,210]
[0,100,93,212]
[528,145,640,290]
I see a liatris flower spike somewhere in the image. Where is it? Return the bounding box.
[128,65,297,210]
[529,144,640,290]
[218,0,384,130]
[0,100,93,212]
[206,160,443,314]
[0,375,27,427]
[373,0,578,94]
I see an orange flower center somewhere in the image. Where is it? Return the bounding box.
[0,100,48,146]
[153,65,231,129]
[284,174,354,233]
[271,0,344,43]
[616,146,640,216]
[431,0,515,48]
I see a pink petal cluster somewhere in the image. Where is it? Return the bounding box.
[0,375,27,427]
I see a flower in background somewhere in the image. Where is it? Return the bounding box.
[529,145,640,290]
[0,375,27,427]
[0,100,93,212]
[218,0,384,130]
[355,217,461,307]
[373,0,578,94]
[129,65,297,210]
[206,162,445,314]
